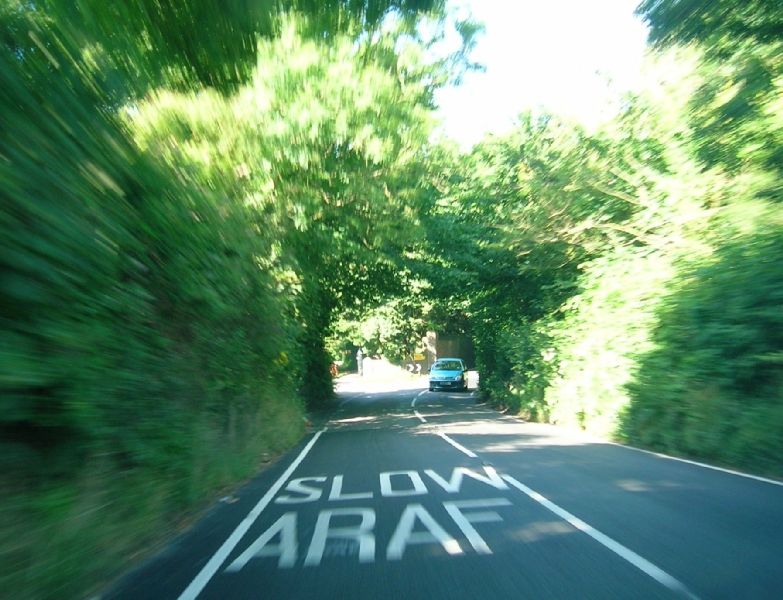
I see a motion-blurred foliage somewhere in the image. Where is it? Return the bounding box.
[1,1,459,597]
[622,225,783,471]
[420,0,782,477]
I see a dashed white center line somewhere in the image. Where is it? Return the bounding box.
[413,390,475,456]
[412,387,697,597]
[437,432,478,458]
[412,391,428,423]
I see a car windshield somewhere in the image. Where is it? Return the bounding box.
[433,360,462,371]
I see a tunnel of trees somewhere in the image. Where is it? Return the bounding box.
[1,1,781,596]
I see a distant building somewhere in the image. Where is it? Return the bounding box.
[424,331,475,370]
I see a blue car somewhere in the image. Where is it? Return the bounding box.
[428,358,468,392]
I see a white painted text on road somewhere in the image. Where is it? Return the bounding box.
[273,466,508,504]
[226,498,511,570]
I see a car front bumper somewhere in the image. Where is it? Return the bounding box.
[430,379,465,390]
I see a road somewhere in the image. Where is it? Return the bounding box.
[107,379,783,599]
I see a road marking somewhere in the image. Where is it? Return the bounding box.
[437,432,478,458]
[269,468,510,507]
[177,429,326,600]
[225,494,514,571]
[329,475,373,501]
[386,504,462,560]
[225,513,298,571]
[304,508,376,566]
[413,389,478,457]
[379,470,429,497]
[412,391,428,422]
[502,474,699,600]
[607,443,783,487]
[425,466,507,492]
[463,397,781,487]
[443,498,512,554]
[274,477,327,504]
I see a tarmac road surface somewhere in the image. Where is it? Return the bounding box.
[106,379,783,599]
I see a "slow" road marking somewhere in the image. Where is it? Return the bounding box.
[502,474,699,599]
[177,429,326,600]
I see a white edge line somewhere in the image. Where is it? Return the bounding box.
[605,442,783,487]
[177,428,326,600]
[438,432,478,458]
[502,474,698,600]
[475,402,781,488]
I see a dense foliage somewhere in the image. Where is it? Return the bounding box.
[0,2,462,597]
[623,227,783,470]
[420,0,782,474]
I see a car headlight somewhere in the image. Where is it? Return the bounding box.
[452,375,463,381]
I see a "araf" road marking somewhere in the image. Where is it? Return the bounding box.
[225,497,513,569]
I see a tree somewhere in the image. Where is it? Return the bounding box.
[637,0,783,49]
[19,0,447,95]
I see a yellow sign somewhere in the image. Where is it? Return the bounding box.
[413,353,425,361]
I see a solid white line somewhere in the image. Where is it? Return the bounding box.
[469,399,780,487]
[411,389,427,409]
[414,410,427,423]
[606,442,783,487]
[437,433,478,458]
[177,429,326,600]
[502,474,698,599]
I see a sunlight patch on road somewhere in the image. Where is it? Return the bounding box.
[432,419,603,450]
[475,437,592,452]
[333,416,379,424]
[508,520,574,543]
[615,479,684,493]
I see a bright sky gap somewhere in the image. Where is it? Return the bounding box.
[435,0,649,147]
